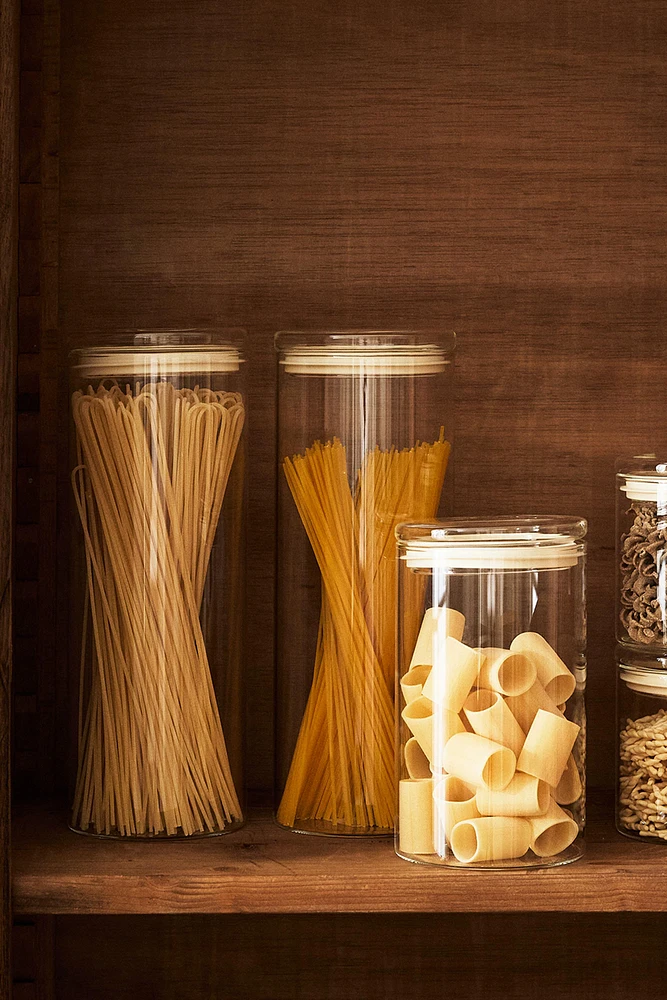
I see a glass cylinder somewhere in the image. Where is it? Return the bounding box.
[275,330,455,835]
[617,652,667,843]
[617,456,667,650]
[395,518,586,868]
[68,331,245,838]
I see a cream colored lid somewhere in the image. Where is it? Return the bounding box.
[402,532,583,570]
[620,665,667,696]
[280,344,450,376]
[72,346,242,376]
[620,475,667,503]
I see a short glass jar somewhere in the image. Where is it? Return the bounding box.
[617,456,667,650]
[617,653,667,843]
[68,331,245,838]
[395,517,586,868]
[275,330,455,836]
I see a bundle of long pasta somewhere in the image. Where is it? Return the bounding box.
[71,381,244,837]
[277,430,450,831]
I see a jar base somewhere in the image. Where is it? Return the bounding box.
[396,836,585,870]
[615,823,667,844]
[275,816,392,838]
[69,817,245,840]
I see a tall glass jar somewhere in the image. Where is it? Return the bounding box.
[617,652,667,843]
[275,330,455,835]
[617,456,667,650]
[395,518,586,868]
[68,331,245,838]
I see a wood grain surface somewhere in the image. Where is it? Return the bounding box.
[1,0,18,991]
[11,799,667,915]
[51,911,667,1000]
[53,0,667,800]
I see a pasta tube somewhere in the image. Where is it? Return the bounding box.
[475,648,536,698]
[400,664,431,706]
[422,637,483,713]
[555,753,583,805]
[404,737,431,779]
[475,772,550,817]
[410,607,465,670]
[442,732,516,791]
[529,799,579,857]
[463,689,525,757]
[399,778,434,854]
[433,775,479,842]
[517,709,580,787]
[449,816,532,863]
[510,632,576,704]
[401,696,464,763]
[505,679,562,733]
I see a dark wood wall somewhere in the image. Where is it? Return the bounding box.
[50,0,667,795]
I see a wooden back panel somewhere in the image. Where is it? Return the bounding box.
[20,0,662,799]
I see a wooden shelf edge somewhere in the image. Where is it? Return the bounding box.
[12,798,667,916]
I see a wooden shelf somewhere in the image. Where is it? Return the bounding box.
[11,796,667,916]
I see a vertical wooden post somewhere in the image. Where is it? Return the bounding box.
[0,0,18,993]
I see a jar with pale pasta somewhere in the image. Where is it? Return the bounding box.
[68,331,245,838]
[617,457,667,652]
[275,330,455,835]
[396,518,586,868]
[617,654,667,843]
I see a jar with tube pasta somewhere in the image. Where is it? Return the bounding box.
[396,518,586,868]
[68,331,245,838]
[275,330,455,835]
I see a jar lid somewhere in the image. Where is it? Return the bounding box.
[397,517,586,570]
[71,345,242,376]
[620,664,667,696]
[275,331,454,376]
[618,456,667,503]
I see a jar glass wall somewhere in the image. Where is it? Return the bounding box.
[617,456,667,650]
[617,654,667,843]
[396,518,586,868]
[68,331,245,838]
[275,330,455,835]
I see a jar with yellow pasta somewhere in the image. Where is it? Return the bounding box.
[396,518,586,868]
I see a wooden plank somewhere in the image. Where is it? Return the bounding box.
[0,0,18,993]
[57,0,667,798]
[51,911,667,1000]
[10,799,667,915]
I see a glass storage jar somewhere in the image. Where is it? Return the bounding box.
[275,330,455,835]
[395,517,586,868]
[68,331,245,838]
[617,653,667,843]
[617,456,667,650]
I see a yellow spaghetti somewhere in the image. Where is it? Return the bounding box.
[71,381,244,837]
[277,430,450,831]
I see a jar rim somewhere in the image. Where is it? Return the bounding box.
[396,517,586,570]
[275,330,455,376]
[70,332,245,376]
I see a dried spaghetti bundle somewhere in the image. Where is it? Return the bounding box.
[277,430,450,831]
[71,381,244,837]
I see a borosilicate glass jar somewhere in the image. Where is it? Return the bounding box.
[68,331,245,838]
[396,517,586,868]
[275,330,455,835]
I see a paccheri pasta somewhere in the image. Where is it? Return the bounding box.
[398,611,582,863]
[71,380,244,837]
[276,432,450,833]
